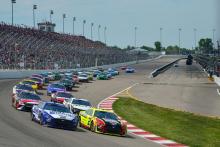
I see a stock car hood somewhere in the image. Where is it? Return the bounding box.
[44,110,76,120]
[78,76,88,80]
[48,87,65,92]
[72,104,91,111]
[20,99,40,105]
[102,118,120,126]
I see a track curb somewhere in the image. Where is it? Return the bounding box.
[97,85,188,147]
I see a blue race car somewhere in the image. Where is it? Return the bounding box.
[125,67,135,73]
[47,83,66,96]
[108,68,119,76]
[31,102,78,130]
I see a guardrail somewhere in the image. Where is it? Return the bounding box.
[0,55,163,79]
[150,57,186,78]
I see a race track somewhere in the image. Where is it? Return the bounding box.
[130,59,220,117]
[0,56,194,147]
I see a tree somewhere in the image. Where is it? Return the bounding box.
[199,38,213,54]
[154,41,162,51]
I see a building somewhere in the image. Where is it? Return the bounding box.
[37,21,56,32]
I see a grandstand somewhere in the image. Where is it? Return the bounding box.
[0,22,150,70]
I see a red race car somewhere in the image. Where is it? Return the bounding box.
[51,92,74,103]
[120,66,127,70]
[12,91,41,111]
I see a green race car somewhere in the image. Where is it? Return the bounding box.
[97,73,108,80]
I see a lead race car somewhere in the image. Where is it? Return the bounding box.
[79,108,127,136]
[31,102,78,130]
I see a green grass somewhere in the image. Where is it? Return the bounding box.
[113,97,220,147]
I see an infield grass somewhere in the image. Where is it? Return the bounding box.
[113,97,220,147]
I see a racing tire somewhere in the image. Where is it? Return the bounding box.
[71,126,77,131]
[39,114,44,125]
[90,122,96,132]
[30,112,34,121]
[78,116,82,127]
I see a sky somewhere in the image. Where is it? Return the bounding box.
[0,0,218,49]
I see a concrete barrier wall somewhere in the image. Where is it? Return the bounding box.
[0,55,163,79]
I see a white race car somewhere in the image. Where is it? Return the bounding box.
[78,74,89,82]
[63,98,92,113]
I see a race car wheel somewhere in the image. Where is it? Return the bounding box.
[39,114,44,125]
[78,116,82,127]
[30,112,34,121]
[90,122,96,132]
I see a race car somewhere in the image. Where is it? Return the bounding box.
[31,102,78,130]
[79,108,127,136]
[97,73,109,80]
[47,72,56,81]
[120,66,127,70]
[32,74,49,84]
[12,91,41,111]
[39,73,50,83]
[73,75,79,83]
[19,80,38,90]
[29,77,44,89]
[108,68,119,76]
[84,72,94,81]
[92,70,102,77]
[125,67,135,73]
[59,79,75,91]
[13,84,35,94]
[47,83,66,96]
[51,92,74,103]
[78,74,89,82]
[64,98,92,113]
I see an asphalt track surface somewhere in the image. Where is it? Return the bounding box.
[0,56,185,147]
[130,59,220,117]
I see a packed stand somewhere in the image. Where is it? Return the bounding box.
[0,22,149,70]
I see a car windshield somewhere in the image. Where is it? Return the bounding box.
[72,99,91,106]
[18,92,40,100]
[51,84,65,89]
[30,78,41,82]
[16,84,33,91]
[61,80,71,84]
[22,81,35,85]
[57,92,73,98]
[94,111,118,120]
[80,74,87,77]
[44,103,71,113]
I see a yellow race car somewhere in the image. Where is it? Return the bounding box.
[19,80,38,90]
[79,108,127,136]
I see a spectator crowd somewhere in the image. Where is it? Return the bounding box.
[0,22,149,70]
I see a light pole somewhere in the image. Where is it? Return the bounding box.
[83,20,86,36]
[160,27,163,47]
[50,10,54,23]
[193,28,197,49]
[104,26,107,44]
[73,17,76,35]
[178,28,182,54]
[213,29,216,49]
[11,0,16,25]
[91,22,94,40]
[62,14,66,33]
[33,5,37,28]
[98,25,101,41]
[134,27,137,48]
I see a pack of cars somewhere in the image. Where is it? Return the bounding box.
[11,67,130,135]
